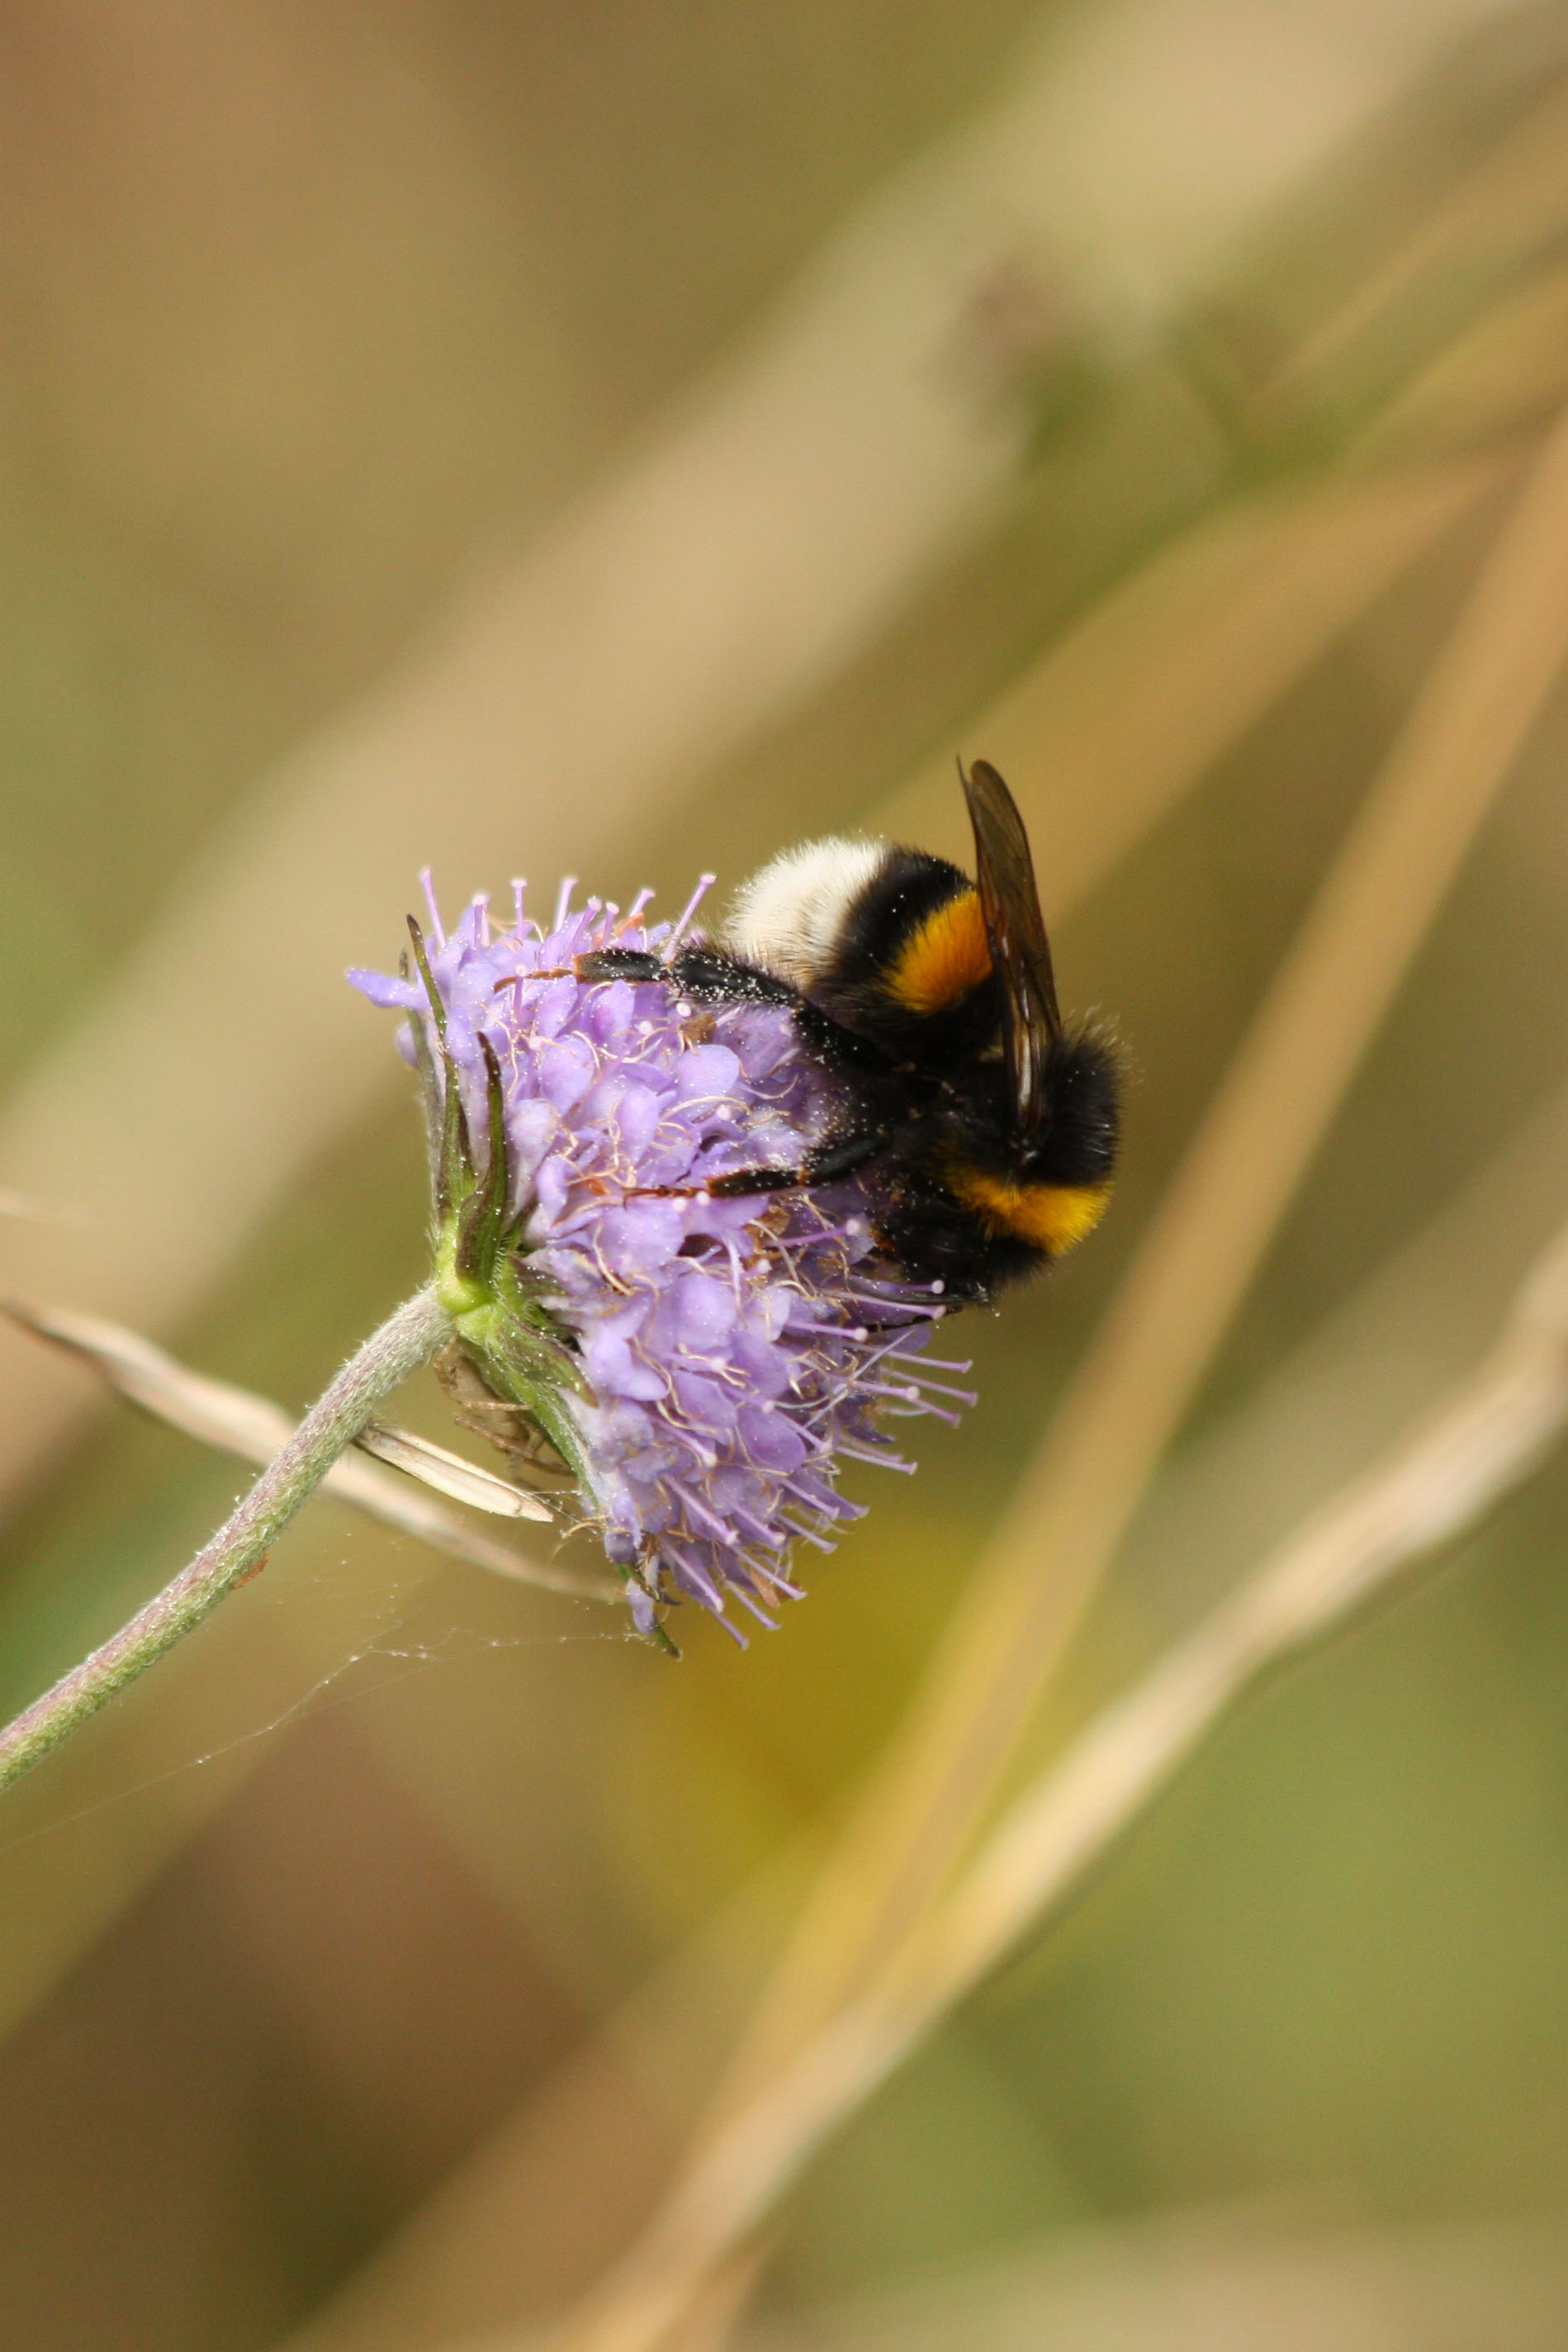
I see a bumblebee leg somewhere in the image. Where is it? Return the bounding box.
[497,948,683,987]
[627,1131,883,1203]
[705,1131,883,1197]
[572,948,661,982]
[572,946,801,1005]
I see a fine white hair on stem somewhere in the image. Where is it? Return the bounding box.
[0,1287,458,1792]
[539,1202,1568,2352]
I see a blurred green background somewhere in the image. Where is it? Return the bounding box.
[3,2,1568,2345]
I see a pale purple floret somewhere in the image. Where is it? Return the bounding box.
[351,875,972,1639]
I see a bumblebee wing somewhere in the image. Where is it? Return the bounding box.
[960,758,1060,1131]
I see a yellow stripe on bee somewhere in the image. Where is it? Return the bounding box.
[946,1162,1112,1255]
[887,887,992,1013]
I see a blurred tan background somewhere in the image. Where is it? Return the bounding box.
[4,2,1568,2345]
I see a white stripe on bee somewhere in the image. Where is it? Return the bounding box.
[724,835,885,988]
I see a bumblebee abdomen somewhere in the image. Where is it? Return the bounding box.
[884,886,991,1015]
[942,1160,1112,1256]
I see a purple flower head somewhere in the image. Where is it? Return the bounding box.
[350,872,971,1643]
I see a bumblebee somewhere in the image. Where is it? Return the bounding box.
[585,760,1120,1302]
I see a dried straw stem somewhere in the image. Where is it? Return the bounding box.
[544,1184,1568,2352]
[727,399,1568,2096]
[551,401,1568,2349]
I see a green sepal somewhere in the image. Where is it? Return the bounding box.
[407,914,471,1223]
[455,1034,513,1288]
[408,920,621,1595]
[433,1209,595,1492]
[640,1610,680,1658]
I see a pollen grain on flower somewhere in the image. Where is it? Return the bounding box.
[350,880,967,1640]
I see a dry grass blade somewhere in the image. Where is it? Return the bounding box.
[4,1302,616,1604]
[907,1225,1568,2021]
[727,399,1568,2085]
[875,454,1505,888]
[538,1203,1568,2352]
[552,401,1568,2350]
[1281,69,1568,410]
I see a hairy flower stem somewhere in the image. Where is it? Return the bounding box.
[0,1285,452,1794]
